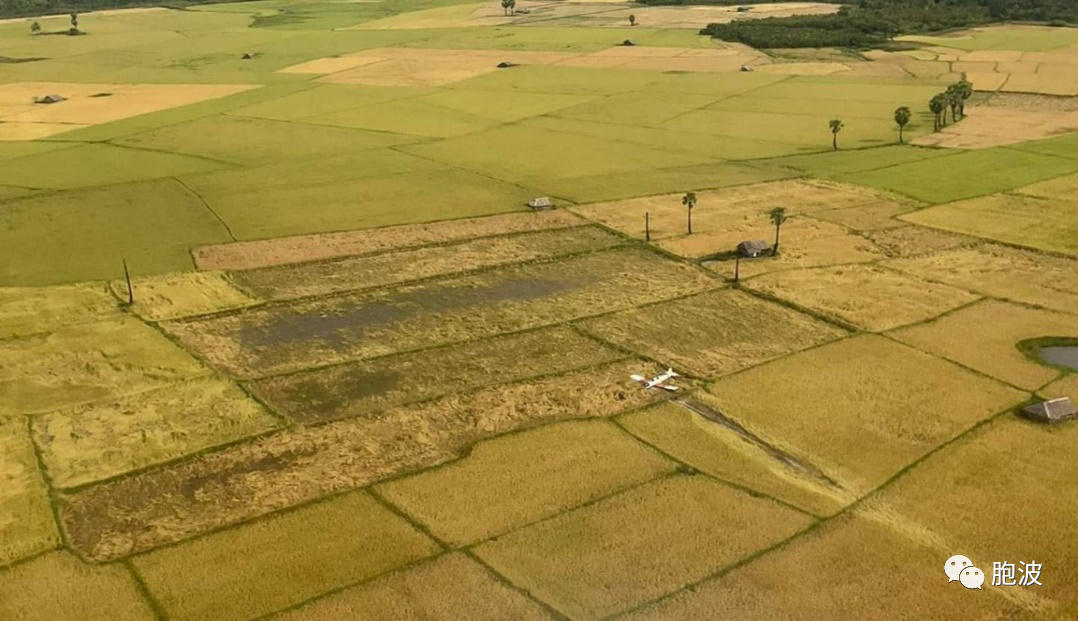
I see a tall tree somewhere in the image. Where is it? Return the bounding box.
[929,94,945,130]
[629,14,636,26]
[894,105,911,144]
[955,80,973,118]
[829,119,844,150]
[945,84,960,123]
[768,207,788,256]
[508,0,516,15]
[70,12,78,28]
[682,192,696,234]
[500,0,511,16]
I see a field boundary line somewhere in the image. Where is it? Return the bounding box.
[878,331,1037,395]
[103,139,241,169]
[172,177,237,242]
[460,548,573,621]
[123,559,167,621]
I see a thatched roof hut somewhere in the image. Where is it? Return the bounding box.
[527,197,554,210]
[1022,397,1076,424]
[33,94,66,104]
[737,240,770,257]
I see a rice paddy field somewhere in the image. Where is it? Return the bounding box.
[2,0,1077,619]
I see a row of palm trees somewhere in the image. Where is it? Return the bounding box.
[929,81,973,131]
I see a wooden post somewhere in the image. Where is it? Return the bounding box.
[645,212,650,242]
[734,255,740,283]
[123,259,133,305]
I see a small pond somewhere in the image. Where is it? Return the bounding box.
[1038,346,1078,371]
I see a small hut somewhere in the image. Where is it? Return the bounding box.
[527,197,554,210]
[33,94,66,104]
[737,240,770,257]
[1022,397,1077,424]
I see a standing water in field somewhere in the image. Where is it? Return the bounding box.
[1038,346,1078,370]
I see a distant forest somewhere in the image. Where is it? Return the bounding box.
[638,0,1078,48]
[0,0,233,19]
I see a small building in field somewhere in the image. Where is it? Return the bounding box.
[1022,397,1077,424]
[33,94,66,104]
[527,197,554,210]
[737,240,770,257]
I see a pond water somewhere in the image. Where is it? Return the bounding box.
[1039,346,1078,370]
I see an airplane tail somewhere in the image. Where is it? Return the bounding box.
[667,368,679,377]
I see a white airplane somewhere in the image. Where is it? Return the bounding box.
[630,368,680,392]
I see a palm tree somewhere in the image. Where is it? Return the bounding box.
[955,80,973,118]
[629,14,636,26]
[929,94,945,130]
[682,192,696,234]
[829,119,843,150]
[70,12,78,29]
[768,207,788,256]
[508,0,516,15]
[500,0,511,15]
[30,21,41,34]
[894,106,911,144]
[945,85,960,123]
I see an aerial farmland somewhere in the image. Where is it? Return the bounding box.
[1,0,1077,619]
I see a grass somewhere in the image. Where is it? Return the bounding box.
[900,193,1078,256]
[890,300,1078,390]
[306,98,500,137]
[131,491,440,621]
[706,335,1026,495]
[743,264,981,331]
[619,404,845,516]
[619,513,1026,620]
[247,326,623,424]
[415,88,598,122]
[839,148,1078,204]
[579,289,845,378]
[33,377,280,489]
[1040,373,1078,401]
[0,552,155,621]
[1,317,207,415]
[227,84,425,122]
[0,283,120,339]
[884,244,1078,315]
[865,415,1078,606]
[163,248,717,378]
[0,144,223,190]
[0,178,232,286]
[759,145,953,177]
[194,209,586,271]
[806,201,913,231]
[474,475,815,620]
[552,91,724,127]
[230,226,624,300]
[862,224,976,258]
[60,360,660,560]
[377,420,675,547]
[275,553,552,620]
[0,418,58,567]
[111,271,261,322]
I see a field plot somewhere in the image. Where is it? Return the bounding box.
[33,378,278,489]
[890,300,1078,390]
[0,418,58,566]
[620,513,1025,621]
[132,492,439,621]
[227,84,424,123]
[863,225,977,258]
[1010,133,1078,162]
[276,553,552,621]
[901,193,1078,256]
[475,475,814,620]
[884,244,1078,315]
[111,271,259,321]
[579,289,844,377]
[231,226,623,300]
[619,404,845,516]
[760,144,952,178]
[1,317,207,415]
[706,233,884,280]
[379,420,674,546]
[744,264,980,331]
[248,326,622,424]
[912,105,1078,149]
[807,200,914,231]
[1040,374,1078,401]
[866,416,1078,607]
[0,143,223,190]
[415,88,598,123]
[194,210,584,271]
[0,178,231,286]
[1016,171,1078,199]
[0,552,154,621]
[164,248,716,378]
[706,335,1025,494]
[0,283,119,338]
[61,360,659,560]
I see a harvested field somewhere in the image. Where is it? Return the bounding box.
[706,335,1026,494]
[0,283,119,339]
[0,418,58,566]
[704,233,884,280]
[619,404,845,516]
[884,244,1078,315]
[620,513,1026,621]
[192,210,585,271]
[231,226,623,300]
[60,360,659,560]
[0,552,154,621]
[744,264,980,331]
[890,300,1078,390]
[865,416,1078,606]
[579,289,844,378]
[164,248,717,378]
[378,420,674,546]
[806,201,914,231]
[132,492,439,621]
[313,48,577,88]
[655,216,855,260]
[862,225,977,258]
[1016,171,1078,199]
[0,317,207,415]
[474,475,814,621]
[112,271,260,322]
[33,378,279,489]
[1040,373,1078,401]
[275,553,552,620]
[247,326,622,424]
[901,193,1078,256]
[911,106,1078,149]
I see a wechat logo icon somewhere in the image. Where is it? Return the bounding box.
[945,555,983,590]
